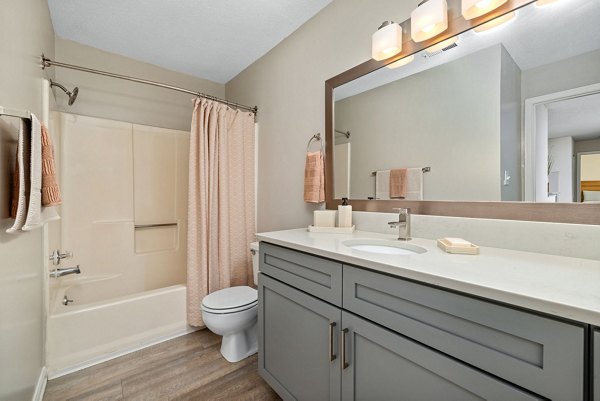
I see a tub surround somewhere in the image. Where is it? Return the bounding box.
[257,228,600,326]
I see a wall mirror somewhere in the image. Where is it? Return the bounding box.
[325,0,600,224]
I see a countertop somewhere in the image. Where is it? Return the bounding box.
[257,228,600,326]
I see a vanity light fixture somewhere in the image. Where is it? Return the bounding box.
[386,55,415,69]
[473,11,516,32]
[372,21,403,61]
[425,36,458,53]
[462,0,507,20]
[411,0,448,42]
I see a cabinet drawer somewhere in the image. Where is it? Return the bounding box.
[343,265,585,401]
[260,242,342,306]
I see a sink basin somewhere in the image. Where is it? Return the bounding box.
[342,239,427,255]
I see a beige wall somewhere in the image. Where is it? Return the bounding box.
[0,0,55,400]
[226,0,416,232]
[335,45,502,201]
[575,138,600,155]
[581,153,600,181]
[54,38,225,131]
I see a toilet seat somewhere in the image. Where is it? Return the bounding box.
[201,286,257,314]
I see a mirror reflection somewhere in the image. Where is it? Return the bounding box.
[333,0,600,203]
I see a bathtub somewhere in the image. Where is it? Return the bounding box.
[46,278,195,378]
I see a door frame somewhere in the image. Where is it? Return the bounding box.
[523,82,600,201]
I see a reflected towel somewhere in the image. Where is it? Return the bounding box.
[405,168,423,200]
[23,113,43,231]
[375,170,390,200]
[41,123,62,206]
[390,168,408,198]
[304,151,325,203]
[7,119,31,233]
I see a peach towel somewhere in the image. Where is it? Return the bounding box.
[304,151,325,203]
[41,124,62,206]
[390,168,408,198]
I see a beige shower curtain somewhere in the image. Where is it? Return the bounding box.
[187,98,256,327]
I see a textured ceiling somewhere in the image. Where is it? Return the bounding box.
[548,93,600,141]
[48,0,331,84]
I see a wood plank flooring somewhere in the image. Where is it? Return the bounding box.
[43,329,280,401]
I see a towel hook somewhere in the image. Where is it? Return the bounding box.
[306,133,323,153]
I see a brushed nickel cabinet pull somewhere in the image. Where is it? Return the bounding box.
[341,328,349,369]
[328,322,337,361]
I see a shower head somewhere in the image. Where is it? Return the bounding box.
[50,80,79,106]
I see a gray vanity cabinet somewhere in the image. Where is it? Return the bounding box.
[258,242,587,400]
[258,273,341,401]
[340,311,542,401]
[595,329,600,401]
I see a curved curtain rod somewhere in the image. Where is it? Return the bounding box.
[40,54,258,115]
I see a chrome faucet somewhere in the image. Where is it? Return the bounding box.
[388,208,411,241]
[49,265,81,278]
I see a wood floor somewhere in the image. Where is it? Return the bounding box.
[43,329,280,401]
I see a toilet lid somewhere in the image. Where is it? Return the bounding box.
[201,286,257,310]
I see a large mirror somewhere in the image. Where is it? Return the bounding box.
[331,0,600,207]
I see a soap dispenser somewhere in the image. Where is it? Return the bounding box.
[338,198,353,228]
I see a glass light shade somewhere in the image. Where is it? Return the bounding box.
[536,0,560,5]
[411,0,448,42]
[372,23,403,61]
[473,11,515,32]
[425,36,457,53]
[386,55,415,69]
[462,0,507,20]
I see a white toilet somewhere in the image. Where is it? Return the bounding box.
[201,242,260,362]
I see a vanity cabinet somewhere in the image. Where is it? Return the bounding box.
[595,330,600,401]
[258,242,587,401]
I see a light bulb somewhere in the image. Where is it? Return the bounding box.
[372,22,403,61]
[411,0,448,42]
[462,0,507,20]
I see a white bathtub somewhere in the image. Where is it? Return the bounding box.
[46,279,194,378]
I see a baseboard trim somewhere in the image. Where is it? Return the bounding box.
[47,326,198,379]
[32,366,47,401]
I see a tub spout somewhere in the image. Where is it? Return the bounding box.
[49,265,81,278]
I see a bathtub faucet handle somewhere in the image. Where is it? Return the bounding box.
[50,249,73,265]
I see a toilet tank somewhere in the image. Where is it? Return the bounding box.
[250,242,259,285]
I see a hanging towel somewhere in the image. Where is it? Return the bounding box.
[304,151,325,203]
[375,170,390,200]
[22,113,43,231]
[390,168,408,198]
[7,119,31,233]
[405,168,424,200]
[41,123,62,206]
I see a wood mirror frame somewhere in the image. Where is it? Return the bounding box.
[325,0,600,225]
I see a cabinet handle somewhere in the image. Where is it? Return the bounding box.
[328,322,337,361]
[341,328,349,369]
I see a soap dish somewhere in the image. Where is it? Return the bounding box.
[308,225,355,234]
[437,238,479,255]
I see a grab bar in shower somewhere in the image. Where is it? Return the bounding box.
[134,223,178,229]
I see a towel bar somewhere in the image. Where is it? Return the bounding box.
[371,167,430,176]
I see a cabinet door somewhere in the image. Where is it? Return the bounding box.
[259,273,341,401]
[595,330,599,401]
[340,311,543,401]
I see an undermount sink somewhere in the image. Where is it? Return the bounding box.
[342,239,427,255]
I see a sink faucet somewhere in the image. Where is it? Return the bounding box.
[388,208,411,241]
[49,265,81,278]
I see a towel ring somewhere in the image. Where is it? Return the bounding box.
[307,133,323,153]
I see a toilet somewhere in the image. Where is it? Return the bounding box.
[201,242,260,362]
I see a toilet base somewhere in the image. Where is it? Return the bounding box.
[220,321,258,362]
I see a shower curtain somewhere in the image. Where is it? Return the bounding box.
[187,98,256,327]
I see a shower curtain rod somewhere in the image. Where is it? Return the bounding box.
[40,54,258,115]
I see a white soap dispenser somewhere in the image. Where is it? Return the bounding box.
[337,198,352,228]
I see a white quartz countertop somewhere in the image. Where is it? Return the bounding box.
[257,229,600,326]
